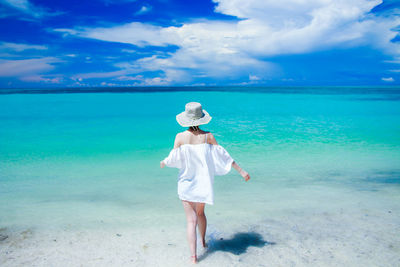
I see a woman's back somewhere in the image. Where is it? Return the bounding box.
[174,129,217,148]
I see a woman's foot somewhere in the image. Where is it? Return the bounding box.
[191,255,197,264]
[202,238,207,248]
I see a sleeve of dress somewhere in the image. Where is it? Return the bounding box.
[163,148,183,169]
[210,145,234,176]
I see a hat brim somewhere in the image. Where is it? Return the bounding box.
[176,109,212,127]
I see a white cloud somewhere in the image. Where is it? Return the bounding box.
[71,70,129,80]
[71,70,172,86]
[249,74,260,81]
[1,0,31,12]
[0,57,60,77]
[0,42,47,52]
[142,76,170,85]
[121,49,136,53]
[55,0,400,84]
[115,75,143,81]
[100,81,119,86]
[0,0,62,18]
[71,0,398,55]
[135,5,152,15]
[385,57,400,64]
[381,77,394,82]
[53,28,78,37]
[71,23,170,47]
[20,74,62,83]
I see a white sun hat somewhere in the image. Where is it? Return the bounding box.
[176,102,212,127]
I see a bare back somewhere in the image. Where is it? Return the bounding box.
[174,129,218,148]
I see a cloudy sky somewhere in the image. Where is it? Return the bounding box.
[0,0,399,87]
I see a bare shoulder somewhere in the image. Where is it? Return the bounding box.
[174,131,186,148]
[207,132,218,145]
[178,131,190,138]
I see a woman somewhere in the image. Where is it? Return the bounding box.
[160,102,250,264]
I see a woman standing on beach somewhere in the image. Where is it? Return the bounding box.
[160,102,250,263]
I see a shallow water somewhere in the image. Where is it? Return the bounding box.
[0,88,399,266]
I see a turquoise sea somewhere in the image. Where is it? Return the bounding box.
[1,87,399,266]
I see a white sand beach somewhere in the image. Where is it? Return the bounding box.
[1,183,399,267]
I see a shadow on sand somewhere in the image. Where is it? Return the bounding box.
[198,232,275,261]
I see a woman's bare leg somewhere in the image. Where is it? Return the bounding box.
[182,201,197,263]
[195,203,207,247]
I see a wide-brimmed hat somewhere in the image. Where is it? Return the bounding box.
[176,102,212,127]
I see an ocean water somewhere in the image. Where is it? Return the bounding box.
[1,87,399,266]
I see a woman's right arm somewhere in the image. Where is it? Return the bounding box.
[207,132,218,145]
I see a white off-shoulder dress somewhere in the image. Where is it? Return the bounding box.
[163,134,234,205]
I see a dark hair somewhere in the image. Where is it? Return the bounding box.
[189,126,200,131]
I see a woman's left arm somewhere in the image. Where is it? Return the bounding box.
[173,133,182,149]
[160,133,181,168]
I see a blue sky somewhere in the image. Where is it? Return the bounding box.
[0,0,399,87]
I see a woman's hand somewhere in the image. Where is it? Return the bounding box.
[240,170,250,181]
[232,161,250,181]
[160,160,166,168]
